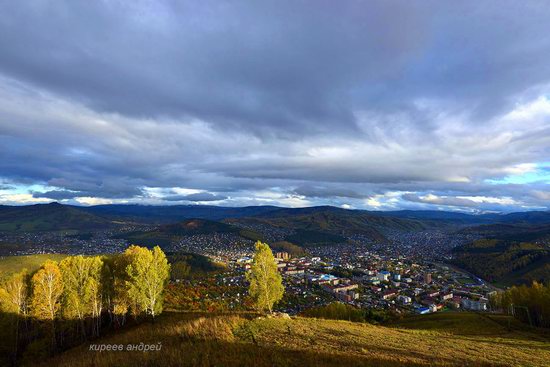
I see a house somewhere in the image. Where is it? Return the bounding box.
[382,289,398,300]
[275,252,291,260]
[426,290,439,298]
[461,298,488,311]
[397,295,412,304]
[284,268,304,275]
[336,290,360,302]
[377,270,391,282]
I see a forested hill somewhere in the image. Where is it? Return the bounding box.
[227,208,426,245]
[452,239,550,286]
[115,219,263,247]
[0,202,117,231]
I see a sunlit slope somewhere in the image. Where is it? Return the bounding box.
[0,254,67,279]
[41,312,550,367]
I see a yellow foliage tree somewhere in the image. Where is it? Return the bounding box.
[31,260,63,321]
[246,241,284,313]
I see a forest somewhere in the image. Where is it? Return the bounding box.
[0,246,170,366]
[490,281,550,328]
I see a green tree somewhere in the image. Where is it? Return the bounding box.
[246,241,284,313]
[124,245,171,319]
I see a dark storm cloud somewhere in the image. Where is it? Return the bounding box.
[292,185,368,199]
[32,190,83,201]
[5,1,549,136]
[163,192,227,202]
[0,1,550,210]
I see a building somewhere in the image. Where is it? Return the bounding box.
[275,252,291,260]
[393,274,401,281]
[461,298,488,311]
[378,270,391,282]
[424,273,432,284]
[336,290,360,302]
[382,289,398,300]
[397,295,412,304]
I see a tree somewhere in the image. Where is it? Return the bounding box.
[0,269,29,316]
[30,260,63,321]
[124,245,171,319]
[30,260,63,351]
[0,269,29,364]
[59,256,103,337]
[246,241,284,313]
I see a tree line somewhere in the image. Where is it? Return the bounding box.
[490,281,550,328]
[0,245,170,365]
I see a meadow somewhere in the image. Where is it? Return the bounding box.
[38,311,550,367]
[0,254,68,280]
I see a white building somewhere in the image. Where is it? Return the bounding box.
[397,295,412,304]
[461,298,488,311]
[377,270,391,281]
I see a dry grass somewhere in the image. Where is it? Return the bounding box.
[36,312,550,367]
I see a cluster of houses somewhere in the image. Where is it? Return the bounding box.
[236,251,491,315]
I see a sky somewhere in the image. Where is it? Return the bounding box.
[0,1,549,213]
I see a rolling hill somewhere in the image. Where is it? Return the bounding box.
[460,222,550,243]
[81,204,282,223]
[2,202,549,235]
[118,219,263,247]
[0,202,117,232]
[228,207,427,245]
[452,239,550,286]
[0,253,68,280]
[38,311,550,367]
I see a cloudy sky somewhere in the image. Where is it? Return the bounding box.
[1,1,549,212]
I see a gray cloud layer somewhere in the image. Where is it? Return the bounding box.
[1,1,550,211]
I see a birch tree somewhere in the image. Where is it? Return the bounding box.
[124,245,170,319]
[31,260,63,321]
[0,269,29,363]
[59,256,103,337]
[30,260,63,350]
[247,241,284,313]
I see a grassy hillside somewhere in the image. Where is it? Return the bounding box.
[39,312,550,367]
[0,202,116,232]
[0,253,68,279]
[452,239,550,285]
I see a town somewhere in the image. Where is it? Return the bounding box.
[0,225,495,317]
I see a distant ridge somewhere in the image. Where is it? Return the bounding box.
[1,202,549,233]
[0,202,116,231]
